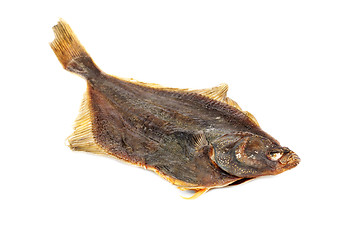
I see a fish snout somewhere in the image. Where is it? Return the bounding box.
[279,151,300,168]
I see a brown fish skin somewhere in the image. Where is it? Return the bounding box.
[50,19,300,197]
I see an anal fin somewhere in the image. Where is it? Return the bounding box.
[66,87,108,156]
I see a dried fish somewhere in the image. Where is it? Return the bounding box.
[50,19,300,199]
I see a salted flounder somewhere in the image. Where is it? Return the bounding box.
[50,19,300,199]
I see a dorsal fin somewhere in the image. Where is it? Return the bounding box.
[189,83,243,111]
[191,83,229,102]
[243,111,260,127]
[191,83,260,127]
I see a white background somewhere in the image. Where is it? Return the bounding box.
[1,1,358,239]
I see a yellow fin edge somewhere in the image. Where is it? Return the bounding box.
[180,188,209,200]
[50,19,89,69]
[66,88,108,155]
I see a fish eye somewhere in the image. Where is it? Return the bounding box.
[267,150,283,161]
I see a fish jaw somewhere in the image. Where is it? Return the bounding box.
[272,150,300,175]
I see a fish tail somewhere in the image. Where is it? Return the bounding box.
[50,19,101,78]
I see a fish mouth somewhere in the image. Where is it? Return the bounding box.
[279,151,300,169]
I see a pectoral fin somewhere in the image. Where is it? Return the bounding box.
[191,131,209,151]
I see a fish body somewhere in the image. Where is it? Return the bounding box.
[51,20,300,198]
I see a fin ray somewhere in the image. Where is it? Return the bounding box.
[50,19,88,69]
[67,87,108,155]
[244,111,260,127]
[181,188,209,200]
[50,19,101,79]
[191,83,229,102]
[191,131,209,150]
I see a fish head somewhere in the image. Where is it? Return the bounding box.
[212,133,300,178]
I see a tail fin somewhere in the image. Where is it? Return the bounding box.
[50,19,101,78]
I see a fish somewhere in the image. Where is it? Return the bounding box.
[50,19,300,199]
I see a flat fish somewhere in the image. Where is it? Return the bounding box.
[50,19,300,199]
